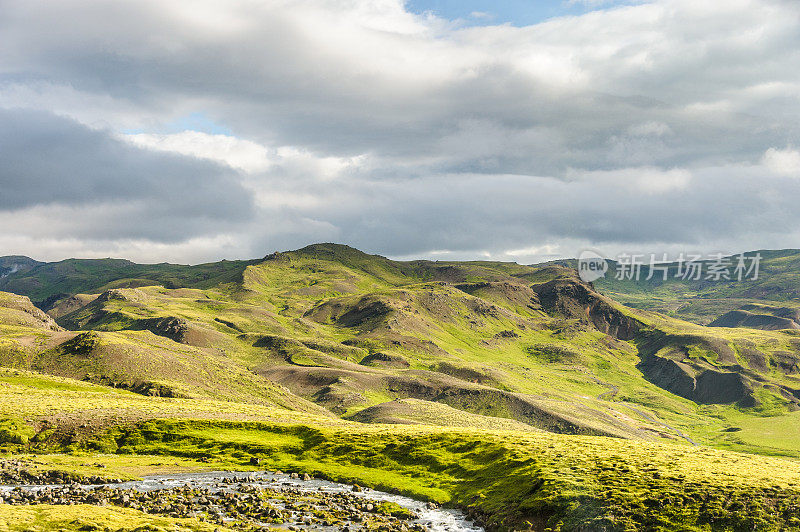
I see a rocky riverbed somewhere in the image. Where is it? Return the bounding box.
[0,458,121,485]
[0,470,484,531]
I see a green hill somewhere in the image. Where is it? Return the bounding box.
[0,257,257,308]
[0,243,799,530]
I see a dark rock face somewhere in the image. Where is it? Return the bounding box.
[694,370,752,404]
[638,353,755,405]
[132,316,189,343]
[531,278,641,340]
[638,355,698,400]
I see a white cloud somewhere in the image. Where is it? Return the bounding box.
[123,131,272,173]
[470,12,494,21]
[762,148,800,178]
[569,167,692,195]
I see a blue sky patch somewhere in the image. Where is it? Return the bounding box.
[406,0,644,26]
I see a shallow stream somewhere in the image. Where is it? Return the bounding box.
[0,470,485,531]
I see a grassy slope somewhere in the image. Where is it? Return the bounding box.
[238,247,800,455]
[0,244,800,529]
[0,504,234,532]
[0,370,799,531]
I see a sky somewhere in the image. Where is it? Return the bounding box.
[406,0,645,26]
[1,0,800,264]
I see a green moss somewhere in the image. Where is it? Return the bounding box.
[0,417,35,445]
[0,504,232,531]
[375,501,415,518]
[59,331,100,356]
[524,343,585,364]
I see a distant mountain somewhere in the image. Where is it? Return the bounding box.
[0,256,258,307]
[541,249,800,325]
[6,245,800,327]
[0,255,41,279]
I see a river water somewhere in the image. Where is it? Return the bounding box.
[0,470,484,531]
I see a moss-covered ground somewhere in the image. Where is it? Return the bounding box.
[3,417,800,531]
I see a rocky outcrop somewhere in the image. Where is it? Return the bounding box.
[531,277,642,340]
[0,291,62,331]
[638,353,755,405]
[130,316,189,343]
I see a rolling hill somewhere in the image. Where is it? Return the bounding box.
[0,243,799,530]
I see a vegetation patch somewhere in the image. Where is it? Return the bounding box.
[0,418,35,445]
[524,343,585,364]
[60,332,100,356]
[72,419,800,532]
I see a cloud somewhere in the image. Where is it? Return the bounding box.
[123,131,272,173]
[1,0,800,262]
[762,148,800,178]
[469,12,495,21]
[0,108,255,247]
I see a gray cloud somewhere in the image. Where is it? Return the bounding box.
[237,160,800,262]
[1,0,800,262]
[0,108,254,243]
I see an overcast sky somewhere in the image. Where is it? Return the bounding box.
[1,0,799,264]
